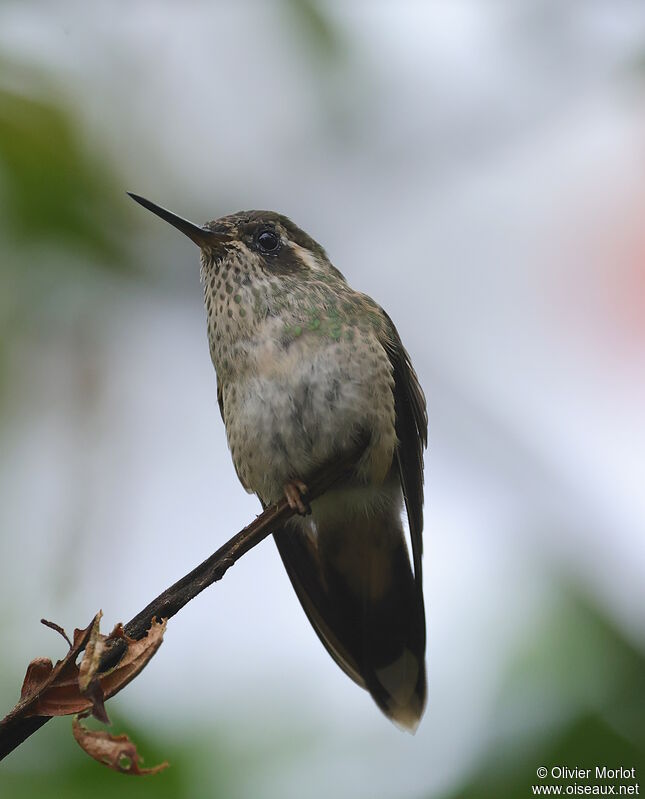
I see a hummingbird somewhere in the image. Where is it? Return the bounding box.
[128,193,428,730]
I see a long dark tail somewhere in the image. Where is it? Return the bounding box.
[273,501,426,730]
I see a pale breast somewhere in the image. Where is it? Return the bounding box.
[221,322,397,505]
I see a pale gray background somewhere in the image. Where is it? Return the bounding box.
[1,2,644,797]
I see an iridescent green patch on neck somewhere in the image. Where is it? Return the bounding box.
[280,294,378,344]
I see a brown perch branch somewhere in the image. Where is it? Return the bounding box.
[0,445,361,761]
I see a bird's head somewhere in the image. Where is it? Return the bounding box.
[127,193,343,286]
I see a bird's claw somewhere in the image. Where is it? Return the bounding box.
[284,480,310,515]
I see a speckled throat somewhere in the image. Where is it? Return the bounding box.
[201,241,389,382]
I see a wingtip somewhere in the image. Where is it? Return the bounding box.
[372,647,427,732]
[387,696,426,734]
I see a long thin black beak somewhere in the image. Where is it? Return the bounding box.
[127,192,228,248]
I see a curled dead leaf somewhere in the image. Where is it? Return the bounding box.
[6,613,100,723]
[72,716,168,775]
[1,614,167,726]
[77,613,109,723]
[78,612,105,693]
[20,658,54,699]
[101,618,166,702]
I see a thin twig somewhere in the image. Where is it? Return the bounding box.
[0,446,361,761]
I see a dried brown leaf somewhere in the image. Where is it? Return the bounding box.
[78,612,109,723]
[20,658,54,699]
[6,614,99,723]
[72,716,168,775]
[2,614,167,725]
[101,618,166,700]
[78,612,104,693]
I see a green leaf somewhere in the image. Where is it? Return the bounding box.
[0,64,131,268]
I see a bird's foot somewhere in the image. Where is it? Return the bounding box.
[284,479,310,515]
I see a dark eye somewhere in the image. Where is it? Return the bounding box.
[257,229,280,254]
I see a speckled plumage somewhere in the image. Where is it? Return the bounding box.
[129,197,428,730]
[201,231,397,504]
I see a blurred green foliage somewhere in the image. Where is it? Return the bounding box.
[0,87,124,264]
[283,0,345,62]
[438,587,645,799]
[0,55,139,409]
[0,57,133,267]
[0,713,234,798]
[3,587,642,798]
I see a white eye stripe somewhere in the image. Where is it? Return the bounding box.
[290,242,321,272]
